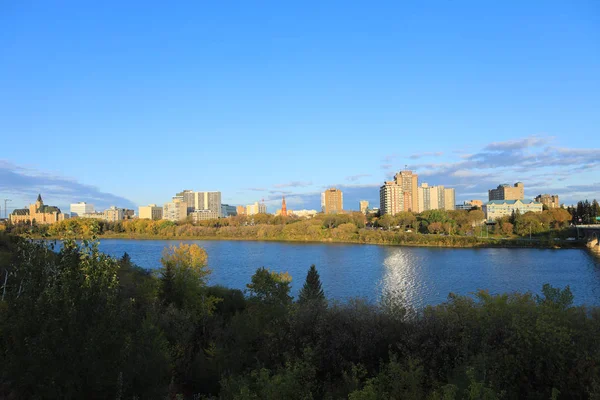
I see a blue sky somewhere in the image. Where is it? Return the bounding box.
[1,1,599,213]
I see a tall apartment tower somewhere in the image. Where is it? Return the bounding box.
[443,188,456,211]
[195,191,222,217]
[417,183,455,212]
[394,170,418,212]
[380,180,404,215]
[488,182,524,201]
[321,188,343,214]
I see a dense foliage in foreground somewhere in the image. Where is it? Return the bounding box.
[1,233,599,399]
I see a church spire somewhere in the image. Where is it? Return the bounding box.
[281,196,287,217]
[37,193,42,203]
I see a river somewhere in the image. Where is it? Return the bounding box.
[95,239,600,308]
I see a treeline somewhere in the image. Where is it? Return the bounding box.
[5,207,582,247]
[567,199,600,225]
[0,233,599,399]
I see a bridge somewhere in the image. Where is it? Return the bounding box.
[576,225,600,254]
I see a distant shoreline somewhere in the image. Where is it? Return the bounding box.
[30,232,585,250]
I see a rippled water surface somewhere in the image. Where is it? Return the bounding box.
[95,239,600,308]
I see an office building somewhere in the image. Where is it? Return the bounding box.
[321,188,343,214]
[483,199,543,221]
[176,190,196,213]
[139,204,163,220]
[195,191,222,217]
[70,202,94,217]
[535,194,560,209]
[221,204,237,217]
[359,200,369,214]
[10,194,69,225]
[80,212,105,220]
[163,198,188,222]
[246,202,267,216]
[488,182,524,201]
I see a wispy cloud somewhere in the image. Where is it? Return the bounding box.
[273,181,312,188]
[345,174,371,182]
[409,151,444,160]
[245,187,267,192]
[0,160,136,210]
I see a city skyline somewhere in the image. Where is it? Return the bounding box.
[1,3,599,212]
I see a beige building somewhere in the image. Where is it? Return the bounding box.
[195,191,222,217]
[321,188,343,214]
[468,199,483,208]
[104,206,125,222]
[246,202,267,216]
[535,194,559,209]
[417,184,455,212]
[483,199,543,221]
[488,182,524,201]
[10,194,68,225]
[380,180,405,215]
[139,204,163,220]
[163,199,188,222]
[359,200,369,214]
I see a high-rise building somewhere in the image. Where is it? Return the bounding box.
[70,202,94,217]
[394,170,418,212]
[191,209,220,221]
[163,198,188,222]
[534,194,559,209]
[321,188,343,214]
[139,204,163,220]
[281,197,288,217]
[195,191,222,217]
[380,180,404,215]
[488,182,524,201]
[443,188,455,211]
[176,190,196,213]
[359,200,369,214]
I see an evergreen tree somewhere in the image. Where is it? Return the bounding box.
[298,264,325,305]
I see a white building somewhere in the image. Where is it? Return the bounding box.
[483,200,543,221]
[70,202,94,217]
[290,209,318,218]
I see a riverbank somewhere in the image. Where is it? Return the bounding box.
[29,230,585,249]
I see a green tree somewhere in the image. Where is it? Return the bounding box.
[297,265,326,306]
[247,267,292,306]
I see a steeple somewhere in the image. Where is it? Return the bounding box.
[281,196,287,217]
[37,193,42,203]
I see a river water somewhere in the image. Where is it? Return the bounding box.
[95,239,600,308]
